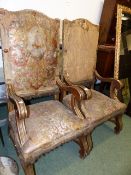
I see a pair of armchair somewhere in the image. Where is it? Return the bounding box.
[0,9,126,175]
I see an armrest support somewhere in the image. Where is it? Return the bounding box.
[7,84,28,120]
[94,70,123,99]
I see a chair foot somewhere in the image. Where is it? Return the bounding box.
[114,115,123,134]
[21,161,36,175]
[75,133,93,159]
[109,115,123,134]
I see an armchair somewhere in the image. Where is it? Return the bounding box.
[61,19,127,156]
[0,9,93,175]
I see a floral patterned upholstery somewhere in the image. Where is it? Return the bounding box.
[9,100,91,162]
[63,90,126,127]
[0,9,59,97]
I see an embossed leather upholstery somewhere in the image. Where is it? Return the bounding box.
[63,19,99,84]
[0,9,59,98]
[63,90,126,127]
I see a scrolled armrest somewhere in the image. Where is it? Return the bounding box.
[110,79,123,99]
[94,70,114,83]
[94,70,123,99]
[56,77,89,119]
[7,84,28,120]
[56,77,86,101]
[63,73,92,100]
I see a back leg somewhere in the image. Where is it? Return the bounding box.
[114,115,123,134]
[109,115,123,134]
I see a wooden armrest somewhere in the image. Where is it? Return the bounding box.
[95,70,114,83]
[110,79,123,100]
[56,77,90,119]
[7,84,28,120]
[94,70,123,99]
[7,83,28,145]
[63,73,92,100]
[56,77,86,101]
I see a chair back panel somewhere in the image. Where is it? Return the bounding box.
[0,9,60,97]
[63,19,99,84]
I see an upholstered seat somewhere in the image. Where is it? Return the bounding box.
[10,100,90,163]
[63,90,126,127]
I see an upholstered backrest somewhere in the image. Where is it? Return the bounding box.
[0,9,60,97]
[63,19,99,84]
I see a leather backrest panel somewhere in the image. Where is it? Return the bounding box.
[63,19,99,83]
[0,9,59,97]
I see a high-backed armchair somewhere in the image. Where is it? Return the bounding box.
[0,9,92,175]
[61,19,127,155]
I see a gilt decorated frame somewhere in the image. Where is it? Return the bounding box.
[114,4,131,79]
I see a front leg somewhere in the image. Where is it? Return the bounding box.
[75,133,93,159]
[20,159,36,175]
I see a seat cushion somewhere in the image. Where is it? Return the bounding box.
[9,100,91,162]
[63,90,126,127]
